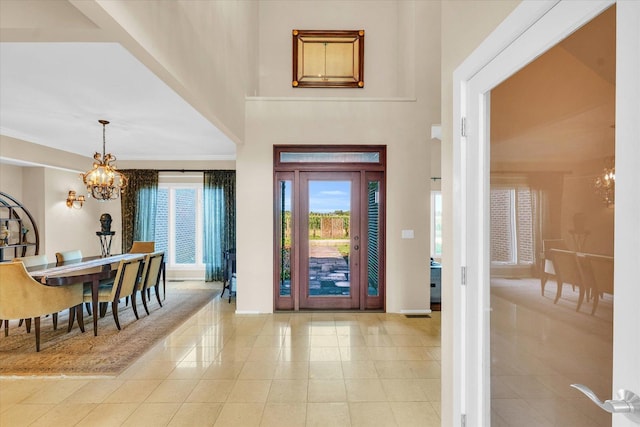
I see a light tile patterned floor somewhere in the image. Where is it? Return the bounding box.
[0,282,441,427]
[490,278,613,426]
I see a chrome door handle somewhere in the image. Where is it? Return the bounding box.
[571,384,640,423]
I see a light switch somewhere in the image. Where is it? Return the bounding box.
[401,229,414,239]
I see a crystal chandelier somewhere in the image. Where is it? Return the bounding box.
[81,120,128,200]
[593,157,615,207]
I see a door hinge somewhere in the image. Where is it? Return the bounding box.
[461,266,467,286]
[461,413,467,427]
[461,117,467,137]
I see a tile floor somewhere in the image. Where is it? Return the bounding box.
[490,278,613,426]
[0,282,442,427]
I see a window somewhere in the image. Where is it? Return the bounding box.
[431,191,442,257]
[490,185,534,265]
[155,182,204,270]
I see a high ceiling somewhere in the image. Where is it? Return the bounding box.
[0,2,616,169]
[490,5,616,166]
[0,1,236,166]
[0,42,236,162]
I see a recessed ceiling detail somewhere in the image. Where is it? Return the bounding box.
[0,42,236,161]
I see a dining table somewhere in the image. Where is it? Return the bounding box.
[27,253,145,336]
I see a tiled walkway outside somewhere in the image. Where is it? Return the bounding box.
[308,241,351,296]
[0,281,441,427]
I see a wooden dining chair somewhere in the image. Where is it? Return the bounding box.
[549,248,586,310]
[129,241,155,253]
[0,262,85,351]
[82,255,144,331]
[134,251,165,316]
[55,249,83,263]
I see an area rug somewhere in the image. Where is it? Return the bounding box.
[0,286,218,376]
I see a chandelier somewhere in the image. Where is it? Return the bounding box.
[593,157,615,207]
[81,120,128,201]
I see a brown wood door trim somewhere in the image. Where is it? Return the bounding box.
[274,145,386,311]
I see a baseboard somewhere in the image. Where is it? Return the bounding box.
[234,310,264,315]
[399,309,433,315]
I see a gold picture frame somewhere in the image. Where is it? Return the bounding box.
[292,29,364,88]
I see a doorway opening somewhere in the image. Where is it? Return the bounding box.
[273,145,386,311]
[489,6,615,425]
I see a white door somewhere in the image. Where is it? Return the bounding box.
[452,1,640,426]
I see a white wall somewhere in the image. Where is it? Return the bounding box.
[85,0,260,145]
[258,0,413,98]
[0,164,121,263]
[240,99,433,313]
[237,0,441,314]
[0,164,23,200]
[42,167,121,260]
[2,1,441,314]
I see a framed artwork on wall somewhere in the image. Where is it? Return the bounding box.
[292,29,364,88]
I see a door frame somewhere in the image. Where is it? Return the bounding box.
[273,145,386,311]
[452,0,640,425]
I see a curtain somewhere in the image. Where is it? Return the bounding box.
[203,170,236,281]
[120,170,158,253]
[529,172,565,275]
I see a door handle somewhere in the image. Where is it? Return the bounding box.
[571,384,640,423]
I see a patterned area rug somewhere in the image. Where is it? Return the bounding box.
[0,284,218,376]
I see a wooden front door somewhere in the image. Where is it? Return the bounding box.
[299,172,360,309]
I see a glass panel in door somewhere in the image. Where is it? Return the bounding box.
[367,180,380,297]
[363,172,384,310]
[279,181,293,295]
[300,172,360,309]
[489,7,615,425]
[275,174,294,311]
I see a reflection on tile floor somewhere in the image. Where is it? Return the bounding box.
[0,281,441,427]
[491,278,613,426]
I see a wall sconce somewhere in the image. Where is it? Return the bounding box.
[66,190,85,209]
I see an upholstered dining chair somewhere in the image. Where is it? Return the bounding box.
[134,251,165,316]
[126,242,157,306]
[10,255,54,332]
[82,255,144,331]
[13,254,48,267]
[583,254,614,315]
[549,248,586,310]
[55,249,98,315]
[55,249,83,264]
[540,239,568,296]
[0,262,85,351]
[129,241,155,253]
